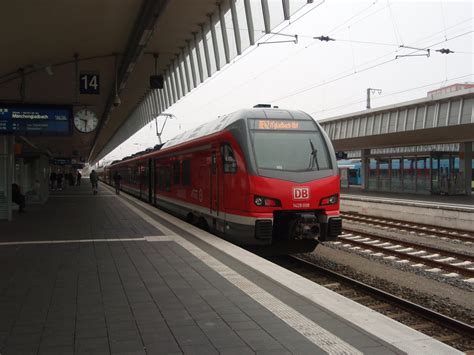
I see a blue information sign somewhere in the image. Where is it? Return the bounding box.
[0,104,72,136]
[50,158,72,165]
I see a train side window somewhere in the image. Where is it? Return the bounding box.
[222,144,237,174]
[173,161,180,185]
[165,167,171,192]
[158,168,164,191]
[182,160,191,185]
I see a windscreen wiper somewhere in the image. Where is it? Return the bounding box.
[308,139,320,170]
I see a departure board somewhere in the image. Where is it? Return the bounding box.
[0,104,72,136]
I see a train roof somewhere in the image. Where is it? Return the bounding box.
[110,108,315,166]
[162,108,312,149]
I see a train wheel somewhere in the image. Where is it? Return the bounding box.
[186,213,195,224]
[197,217,209,232]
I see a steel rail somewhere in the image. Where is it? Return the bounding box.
[338,232,474,277]
[342,212,474,243]
[286,256,474,337]
[342,226,474,261]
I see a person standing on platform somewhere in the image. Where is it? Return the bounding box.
[50,171,57,190]
[68,172,74,186]
[113,171,122,194]
[76,171,82,186]
[56,171,63,191]
[12,183,26,213]
[90,170,98,195]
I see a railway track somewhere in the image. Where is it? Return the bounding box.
[342,212,474,243]
[271,255,474,352]
[337,229,474,281]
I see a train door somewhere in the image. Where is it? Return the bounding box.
[148,158,153,203]
[210,151,219,219]
[221,143,238,235]
[139,164,144,200]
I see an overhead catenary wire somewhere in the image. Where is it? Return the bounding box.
[386,0,403,45]
[192,0,391,112]
[327,0,382,35]
[155,1,326,109]
[309,74,474,116]
[199,17,473,113]
[270,30,473,104]
[183,5,472,121]
[175,0,326,112]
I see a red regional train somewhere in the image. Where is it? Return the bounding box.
[103,106,342,253]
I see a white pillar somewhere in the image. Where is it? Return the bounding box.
[0,136,14,220]
[40,155,50,203]
[459,142,473,196]
[361,149,370,190]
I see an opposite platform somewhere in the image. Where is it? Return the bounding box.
[0,182,460,354]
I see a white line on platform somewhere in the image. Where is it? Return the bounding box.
[115,189,361,354]
[111,184,461,354]
[341,194,474,211]
[0,238,147,246]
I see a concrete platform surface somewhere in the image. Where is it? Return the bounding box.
[0,183,461,354]
[341,189,474,231]
[341,188,474,210]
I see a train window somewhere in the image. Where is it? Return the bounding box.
[164,167,171,192]
[222,144,237,174]
[250,128,331,172]
[158,168,164,191]
[173,161,180,185]
[182,160,191,185]
[158,166,172,191]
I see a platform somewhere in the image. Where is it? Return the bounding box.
[341,188,474,209]
[0,182,460,354]
[340,188,474,231]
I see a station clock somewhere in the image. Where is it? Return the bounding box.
[74,109,98,133]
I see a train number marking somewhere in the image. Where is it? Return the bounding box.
[293,187,310,200]
[293,203,310,208]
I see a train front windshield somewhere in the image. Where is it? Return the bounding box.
[249,119,332,172]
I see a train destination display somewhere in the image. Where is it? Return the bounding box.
[0,104,72,135]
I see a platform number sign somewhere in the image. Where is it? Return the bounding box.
[79,73,100,95]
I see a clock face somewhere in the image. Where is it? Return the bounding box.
[74,109,98,133]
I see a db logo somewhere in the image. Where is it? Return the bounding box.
[293,187,310,200]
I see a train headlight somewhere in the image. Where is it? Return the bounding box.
[320,194,338,205]
[254,196,281,207]
[254,196,264,206]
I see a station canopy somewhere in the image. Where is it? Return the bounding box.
[0,0,311,164]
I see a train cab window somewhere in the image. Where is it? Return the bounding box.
[173,161,180,185]
[222,144,237,174]
[182,160,191,186]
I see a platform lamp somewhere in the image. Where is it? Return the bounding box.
[155,113,176,145]
[150,53,164,89]
[113,53,121,108]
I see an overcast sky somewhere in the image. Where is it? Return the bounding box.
[103,0,473,162]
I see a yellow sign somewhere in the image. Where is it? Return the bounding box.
[258,120,299,130]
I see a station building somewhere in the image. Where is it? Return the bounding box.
[321,84,474,196]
